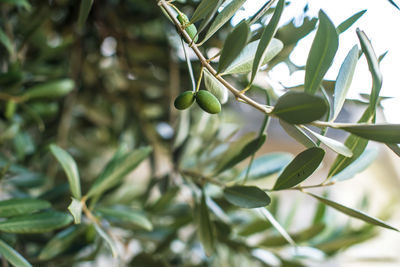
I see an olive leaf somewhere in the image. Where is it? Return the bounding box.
[303,128,353,157]
[305,10,338,94]
[0,198,51,218]
[338,123,400,143]
[307,193,399,232]
[272,92,328,124]
[203,69,228,104]
[223,186,271,208]
[78,0,94,29]
[273,147,325,190]
[190,0,220,24]
[217,20,249,74]
[332,45,359,121]
[250,0,285,85]
[197,192,215,256]
[199,0,247,45]
[336,10,366,34]
[96,206,153,231]
[50,144,82,200]
[0,239,32,267]
[279,120,316,148]
[23,79,75,100]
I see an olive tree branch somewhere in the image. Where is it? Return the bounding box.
[158,0,273,114]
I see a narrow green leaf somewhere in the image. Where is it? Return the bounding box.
[23,79,75,100]
[258,223,325,247]
[197,192,215,256]
[67,198,82,224]
[196,0,224,35]
[336,10,366,34]
[0,0,31,10]
[39,225,87,260]
[332,45,359,121]
[332,148,378,181]
[215,133,266,174]
[387,0,400,10]
[50,144,81,200]
[217,20,249,74]
[250,0,285,84]
[357,29,382,110]
[238,152,293,180]
[8,172,45,188]
[0,239,32,267]
[203,69,228,104]
[273,147,325,190]
[94,223,118,257]
[257,208,296,246]
[0,198,51,218]
[224,186,271,208]
[307,193,399,232]
[305,10,338,94]
[86,146,152,199]
[280,120,316,148]
[0,29,14,57]
[328,107,373,178]
[304,128,352,157]
[190,0,220,24]
[0,211,73,233]
[338,123,400,143]
[78,0,94,29]
[96,206,153,231]
[199,0,247,45]
[222,38,283,75]
[387,144,400,157]
[272,92,328,124]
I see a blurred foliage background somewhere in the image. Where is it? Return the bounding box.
[0,0,399,266]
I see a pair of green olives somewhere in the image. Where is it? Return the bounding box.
[174,90,221,114]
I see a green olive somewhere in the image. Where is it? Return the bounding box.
[195,90,221,114]
[177,13,198,43]
[174,91,195,110]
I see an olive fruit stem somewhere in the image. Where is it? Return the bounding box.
[180,38,196,92]
[195,67,204,93]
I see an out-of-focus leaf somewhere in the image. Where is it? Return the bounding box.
[50,144,81,200]
[305,11,338,94]
[307,193,399,232]
[0,198,51,218]
[280,120,316,148]
[332,148,378,181]
[1,0,31,9]
[272,92,328,124]
[22,79,75,100]
[223,186,270,208]
[222,38,283,75]
[273,147,325,190]
[7,172,45,188]
[238,152,293,180]
[86,146,152,199]
[250,0,285,84]
[96,206,153,231]
[190,0,220,24]
[68,198,82,224]
[78,0,94,29]
[357,29,382,110]
[0,211,73,233]
[94,223,118,257]
[337,123,400,143]
[238,219,271,236]
[197,192,215,256]
[257,208,296,246]
[215,133,266,174]
[332,45,359,121]
[39,225,87,260]
[199,0,247,45]
[336,10,366,34]
[258,223,325,247]
[217,20,249,74]
[0,239,32,267]
[304,129,352,157]
[203,69,228,104]
[0,29,14,57]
